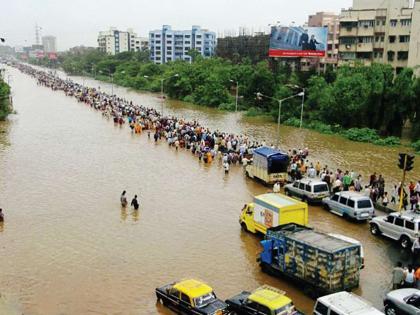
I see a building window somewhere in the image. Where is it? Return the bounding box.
[399,35,410,43]
[184,41,190,44]
[167,40,172,44]
[387,51,395,61]
[400,19,411,26]
[358,20,375,27]
[185,35,191,38]
[196,41,202,45]
[389,36,396,43]
[397,51,409,60]
[196,35,202,38]
[381,36,384,42]
[166,35,172,38]
[374,52,383,58]
[156,40,161,44]
[390,19,397,27]
[167,57,172,61]
[358,36,373,43]
[155,34,161,38]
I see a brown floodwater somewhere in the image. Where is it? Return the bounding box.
[0,66,419,315]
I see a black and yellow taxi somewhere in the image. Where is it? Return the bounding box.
[156,279,229,314]
[225,285,303,315]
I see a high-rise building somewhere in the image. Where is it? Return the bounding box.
[42,35,57,53]
[338,0,420,72]
[148,25,216,64]
[98,28,148,55]
[408,0,420,75]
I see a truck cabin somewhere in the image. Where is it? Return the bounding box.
[253,147,290,174]
[244,286,296,315]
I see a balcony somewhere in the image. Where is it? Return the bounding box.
[339,27,358,37]
[339,43,357,52]
[357,27,374,37]
[356,42,373,52]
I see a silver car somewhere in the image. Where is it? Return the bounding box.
[284,178,330,204]
[370,211,420,249]
[384,288,420,315]
[322,191,374,221]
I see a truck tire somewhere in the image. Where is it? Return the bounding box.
[301,195,307,203]
[241,222,249,232]
[400,235,411,249]
[384,304,397,315]
[370,223,381,236]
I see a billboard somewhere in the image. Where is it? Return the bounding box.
[269,26,328,58]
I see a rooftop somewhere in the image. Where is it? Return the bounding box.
[173,279,213,299]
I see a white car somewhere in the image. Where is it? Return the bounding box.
[384,288,420,315]
[323,191,374,221]
[370,211,420,249]
[284,178,330,204]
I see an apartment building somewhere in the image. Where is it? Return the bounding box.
[41,36,57,53]
[149,25,216,64]
[301,12,340,71]
[98,28,148,55]
[338,0,420,72]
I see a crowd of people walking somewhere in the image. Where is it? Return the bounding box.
[16,63,420,212]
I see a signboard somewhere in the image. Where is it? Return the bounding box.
[269,26,328,57]
[48,52,57,60]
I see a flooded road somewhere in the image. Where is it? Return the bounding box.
[0,66,418,315]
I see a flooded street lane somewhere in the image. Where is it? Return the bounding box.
[0,66,418,314]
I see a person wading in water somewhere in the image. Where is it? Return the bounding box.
[120,191,128,207]
[131,195,139,210]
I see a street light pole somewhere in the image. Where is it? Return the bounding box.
[300,88,305,129]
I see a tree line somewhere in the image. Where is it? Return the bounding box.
[30,50,420,145]
[0,78,11,121]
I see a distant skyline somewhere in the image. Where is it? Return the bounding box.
[1,0,352,51]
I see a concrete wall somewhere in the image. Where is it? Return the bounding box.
[352,0,410,10]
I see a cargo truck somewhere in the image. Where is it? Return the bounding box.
[245,147,290,185]
[240,194,308,235]
[259,224,362,297]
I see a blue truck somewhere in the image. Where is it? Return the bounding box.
[259,224,362,297]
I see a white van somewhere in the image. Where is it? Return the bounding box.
[314,292,384,315]
[322,191,374,221]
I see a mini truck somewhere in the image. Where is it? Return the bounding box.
[259,224,362,297]
[225,285,303,315]
[245,147,290,185]
[156,279,229,315]
[240,193,308,235]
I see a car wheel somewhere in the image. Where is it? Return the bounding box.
[301,195,307,203]
[385,305,397,315]
[323,203,330,211]
[370,223,381,235]
[400,236,411,249]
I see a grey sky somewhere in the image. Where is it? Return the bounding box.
[1,0,352,50]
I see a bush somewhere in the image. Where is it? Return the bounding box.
[245,107,264,117]
[342,128,379,142]
[183,95,194,103]
[283,117,301,127]
[373,136,401,146]
[218,103,235,111]
[412,140,420,153]
[306,121,335,135]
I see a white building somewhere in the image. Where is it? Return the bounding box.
[149,25,216,64]
[42,36,57,53]
[98,28,148,55]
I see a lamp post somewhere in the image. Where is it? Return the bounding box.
[256,91,304,147]
[229,79,239,112]
[160,73,179,117]
[286,84,305,128]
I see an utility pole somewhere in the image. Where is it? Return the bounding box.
[398,153,415,211]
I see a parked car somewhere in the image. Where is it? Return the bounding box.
[328,233,365,269]
[314,291,384,315]
[284,178,330,204]
[156,279,229,314]
[384,288,420,315]
[322,191,374,221]
[370,211,420,249]
[225,285,303,315]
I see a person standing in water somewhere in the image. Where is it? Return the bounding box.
[120,191,128,207]
[131,195,139,210]
[0,208,4,222]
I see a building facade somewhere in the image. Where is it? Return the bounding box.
[338,0,420,72]
[41,36,57,53]
[98,28,148,55]
[148,25,216,64]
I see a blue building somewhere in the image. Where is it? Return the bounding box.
[149,25,216,64]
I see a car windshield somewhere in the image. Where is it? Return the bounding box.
[194,292,216,308]
[275,302,295,315]
[313,184,329,193]
[358,199,372,208]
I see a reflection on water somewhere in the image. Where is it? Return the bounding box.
[0,66,418,314]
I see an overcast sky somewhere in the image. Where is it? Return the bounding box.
[1,0,352,50]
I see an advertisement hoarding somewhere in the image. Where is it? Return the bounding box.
[269,26,328,58]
